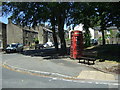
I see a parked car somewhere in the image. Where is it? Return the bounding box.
[5,43,23,53]
[91,39,98,45]
[35,44,44,50]
[43,42,54,48]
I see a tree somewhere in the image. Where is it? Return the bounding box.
[109,2,120,31]
[3,2,47,27]
[93,2,120,45]
[94,3,109,45]
[2,2,60,51]
[44,3,59,51]
[3,2,73,54]
[71,3,98,47]
[71,2,120,46]
[55,3,70,54]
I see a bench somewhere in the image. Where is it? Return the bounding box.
[79,56,96,65]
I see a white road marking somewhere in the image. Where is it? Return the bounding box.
[1,57,119,87]
[3,62,119,86]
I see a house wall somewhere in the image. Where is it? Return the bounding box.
[94,29,120,45]
[36,26,53,44]
[36,26,44,44]
[47,32,53,42]
[1,19,54,49]
[107,30,120,44]
[0,22,7,50]
[0,23,3,49]
[43,30,48,43]
[7,22,23,45]
[23,29,38,46]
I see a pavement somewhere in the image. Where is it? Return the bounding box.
[0,49,119,84]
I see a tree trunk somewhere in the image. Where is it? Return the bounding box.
[51,17,59,51]
[101,28,106,45]
[52,27,59,51]
[58,15,67,55]
[98,9,106,45]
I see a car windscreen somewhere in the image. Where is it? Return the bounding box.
[11,44,17,47]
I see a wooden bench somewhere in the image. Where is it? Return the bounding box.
[79,56,96,65]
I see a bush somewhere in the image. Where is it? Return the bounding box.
[34,38,39,44]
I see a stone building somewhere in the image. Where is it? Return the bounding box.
[23,27,38,46]
[35,25,53,44]
[94,26,120,44]
[0,22,7,50]
[0,21,38,50]
[0,22,2,49]
[0,20,54,50]
[42,27,53,43]
[69,24,120,45]
[7,20,23,45]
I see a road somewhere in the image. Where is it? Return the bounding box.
[0,52,119,89]
[2,52,97,77]
[1,68,112,88]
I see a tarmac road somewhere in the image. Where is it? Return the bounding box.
[0,52,119,89]
[2,52,97,77]
[1,67,115,88]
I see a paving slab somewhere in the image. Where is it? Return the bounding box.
[77,71,115,81]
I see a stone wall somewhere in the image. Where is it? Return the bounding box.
[0,22,2,49]
[23,29,38,46]
[0,22,7,50]
[36,26,44,44]
[1,20,53,49]
[36,26,53,44]
[94,29,120,45]
[7,22,23,44]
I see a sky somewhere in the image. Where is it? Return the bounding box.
[0,15,70,30]
[0,14,95,40]
[0,5,9,24]
[0,4,71,30]
[0,16,8,24]
[0,4,70,30]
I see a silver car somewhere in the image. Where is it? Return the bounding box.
[6,43,23,53]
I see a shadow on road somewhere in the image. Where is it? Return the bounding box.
[20,44,120,62]
[21,48,70,60]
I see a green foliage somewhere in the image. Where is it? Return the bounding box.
[93,3,114,45]
[2,2,120,50]
[83,31,92,47]
[109,29,113,35]
[0,2,2,5]
[65,38,70,41]
[2,2,71,53]
[34,38,39,44]
[116,32,120,38]
[98,37,102,41]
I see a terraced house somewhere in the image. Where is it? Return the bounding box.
[0,19,53,50]
[0,21,7,50]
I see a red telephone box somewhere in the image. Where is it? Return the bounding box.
[70,30,83,59]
